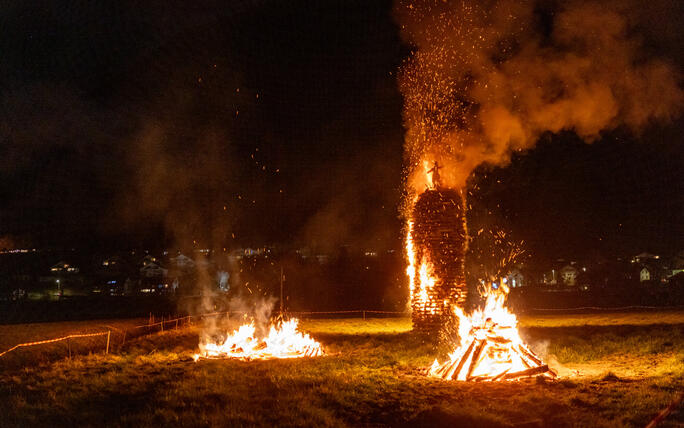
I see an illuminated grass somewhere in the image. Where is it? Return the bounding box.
[0,314,682,427]
[300,317,412,335]
[0,318,146,370]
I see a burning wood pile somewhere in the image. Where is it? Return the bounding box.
[429,293,556,381]
[193,318,324,361]
[407,188,468,335]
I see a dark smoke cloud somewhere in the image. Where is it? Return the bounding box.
[395,0,683,191]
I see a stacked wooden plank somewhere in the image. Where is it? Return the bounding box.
[430,322,557,381]
[411,189,468,335]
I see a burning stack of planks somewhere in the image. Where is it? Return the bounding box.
[197,343,323,361]
[411,189,468,335]
[430,321,557,381]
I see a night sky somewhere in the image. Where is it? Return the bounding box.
[0,0,682,260]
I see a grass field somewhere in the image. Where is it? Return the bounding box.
[0,318,148,370]
[0,312,682,427]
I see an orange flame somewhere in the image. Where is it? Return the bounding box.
[405,221,439,314]
[428,289,555,381]
[194,318,324,361]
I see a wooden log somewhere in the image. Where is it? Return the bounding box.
[438,360,459,379]
[434,359,455,379]
[517,350,535,369]
[466,340,487,380]
[446,339,478,380]
[434,342,474,379]
[472,374,493,382]
[493,369,511,381]
[502,365,550,380]
[517,344,543,366]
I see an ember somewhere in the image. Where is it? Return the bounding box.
[194,318,324,361]
[429,291,556,382]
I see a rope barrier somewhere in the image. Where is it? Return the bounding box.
[529,305,684,312]
[288,310,408,315]
[0,331,109,358]
[1,314,194,359]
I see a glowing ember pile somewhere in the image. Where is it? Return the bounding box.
[429,292,556,381]
[194,318,323,361]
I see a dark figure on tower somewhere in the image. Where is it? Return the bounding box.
[427,161,442,189]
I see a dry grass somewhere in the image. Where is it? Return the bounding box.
[0,312,682,427]
[0,318,147,370]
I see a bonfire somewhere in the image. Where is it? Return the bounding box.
[194,318,324,361]
[429,287,556,381]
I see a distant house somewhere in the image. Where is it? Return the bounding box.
[542,261,579,287]
[631,252,666,284]
[669,252,684,278]
[41,260,86,298]
[50,261,79,273]
[141,254,159,267]
[559,265,578,286]
[140,262,167,278]
[101,256,122,268]
[506,268,524,288]
[171,254,195,270]
[632,252,660,263]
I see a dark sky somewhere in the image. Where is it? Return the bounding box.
[0,0,682,259]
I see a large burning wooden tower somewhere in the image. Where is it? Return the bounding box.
[409,188,468,335]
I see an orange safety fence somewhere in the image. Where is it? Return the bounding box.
[0,315,192,360]
[0,331,110,358]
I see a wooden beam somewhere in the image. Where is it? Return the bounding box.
[466,340,487,380]
[502,365,550,380]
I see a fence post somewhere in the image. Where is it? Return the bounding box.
[176,318,179,330]
[363,310,366,320]
[105,330,111,354]
[122,330,127,346]
[67,337,71,359]
[161,317,164,332]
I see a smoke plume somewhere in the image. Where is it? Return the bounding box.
[395,0,683,191]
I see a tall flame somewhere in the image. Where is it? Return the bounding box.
[405,220,439,315]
